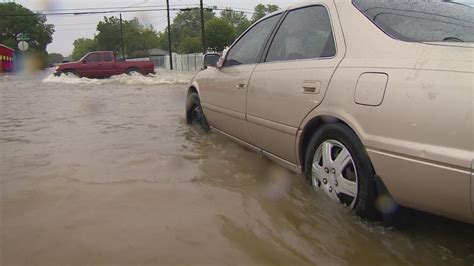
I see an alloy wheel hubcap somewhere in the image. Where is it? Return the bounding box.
[191,105,203,124]
[312,140,358,208]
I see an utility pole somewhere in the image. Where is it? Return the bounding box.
[120,13,125,60]
[200,0,206,54]
[166,0,173,70]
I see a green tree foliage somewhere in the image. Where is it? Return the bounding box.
[71,38,97,60]
[167,9,215,53]
[179,36,202,54]
[0,2,54,53]
[205,18,235,52]
[72,16,161,59]
[252,4,280,22]
[220,8,251,38]
[47,53,64,65]
[156,31,170,52]
[95,16,122,55]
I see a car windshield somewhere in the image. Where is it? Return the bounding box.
[353,0,474,43]
[79,53,89,62]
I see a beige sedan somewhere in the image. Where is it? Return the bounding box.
[186,0,474,224]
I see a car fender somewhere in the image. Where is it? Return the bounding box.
[298,105,368,150]
[188,79,201,96]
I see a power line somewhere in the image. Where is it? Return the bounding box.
[151,17,170,27]
[114,0,150,12]
[54,22,101,27]
[31,4,198,12]
[0,7,194,17]
[1,5,253,17]
[54,28,97,32]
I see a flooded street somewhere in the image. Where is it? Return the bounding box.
[1,71,473,265]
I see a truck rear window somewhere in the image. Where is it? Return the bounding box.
[353,0,474,43]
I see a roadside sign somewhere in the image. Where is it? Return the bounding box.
[18,41,29,52]
[16,33,29,41]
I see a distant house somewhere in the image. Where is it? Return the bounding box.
[0,44,15,73]
[147,48,169,69]
[147,48,168,56]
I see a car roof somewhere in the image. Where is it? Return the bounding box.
[287,0,332,10]
[256,0,333,22]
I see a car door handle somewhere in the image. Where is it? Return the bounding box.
[236,80,247,89]
[302,81,321,94]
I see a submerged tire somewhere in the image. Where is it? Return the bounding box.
[126,68,142,75]
[304,123,378,220]
[63,70,78,77]
[186,91,210,132]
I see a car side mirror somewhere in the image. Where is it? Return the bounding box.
[203,53,220,69]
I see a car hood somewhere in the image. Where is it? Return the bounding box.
[58,62,79,69]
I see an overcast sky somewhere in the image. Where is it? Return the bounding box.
[11,0,474,56]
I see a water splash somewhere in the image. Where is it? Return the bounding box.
[42,70,195,86]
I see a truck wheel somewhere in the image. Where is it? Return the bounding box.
[186,92,210,132]
[126,68,142,75]
[304,123,378,220]
[63,70,78,77]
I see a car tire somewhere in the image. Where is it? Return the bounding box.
[186,92,210,132]
[126,68,142,75]
[304,123,378,220]
[63,70,78,77]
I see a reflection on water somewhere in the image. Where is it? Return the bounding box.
[1,71,473,265]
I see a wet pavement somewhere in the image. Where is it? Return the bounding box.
[1,71,473,265]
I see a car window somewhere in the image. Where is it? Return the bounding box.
[266,6,336,62]
[224,14,281,67]
[85,53,102,63]
[103,53,113,62]
[353,0,474,43]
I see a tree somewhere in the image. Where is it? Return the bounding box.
[47,53,64,65]
[252,4,280,22]
[125,24,160,57]
[178,36,202,54]
[169,9,215,53]
[0,2,54,60]
[73,16,162,59]
[205,18,235,52]
[156,31,170,52]
[71,38,96,60]
[95,16,122,55]
[220,8,251,38]
[138,27,160,51]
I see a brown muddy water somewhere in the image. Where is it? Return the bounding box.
[1,71,473,266]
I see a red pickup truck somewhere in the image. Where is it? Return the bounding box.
[54,51,155,78]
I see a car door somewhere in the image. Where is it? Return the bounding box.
[101,52,117,77]
[246,3,345,163]
[79,52,102,78]
[201,14,282,143]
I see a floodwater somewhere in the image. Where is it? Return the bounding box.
[1,70,473,265]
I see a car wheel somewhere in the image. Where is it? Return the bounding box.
[186,92,210,132]
[304,123,378,220]
[63,70,78,77]
[126,68,142,75]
